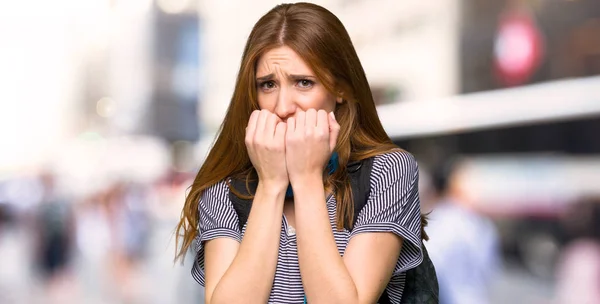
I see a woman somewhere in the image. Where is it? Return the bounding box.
[175,3,427,303]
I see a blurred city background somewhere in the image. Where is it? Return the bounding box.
[1,0,599,303]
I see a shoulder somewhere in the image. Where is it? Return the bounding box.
[200,179,232,206]
[372,149,418,171]
[370,150,419,190]
[197,179,241,231]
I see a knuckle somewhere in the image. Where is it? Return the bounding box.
[274,143,284,152]
[267,141,281,152]
[253,135,263,145]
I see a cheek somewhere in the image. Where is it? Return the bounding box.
[296,90,336,112]
[257,93,276,111]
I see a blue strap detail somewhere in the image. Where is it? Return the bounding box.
[326,151,339,175]
[285,184,294,198]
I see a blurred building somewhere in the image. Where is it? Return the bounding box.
[382,0,600,282]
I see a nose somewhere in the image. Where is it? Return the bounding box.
[274,87,296,120]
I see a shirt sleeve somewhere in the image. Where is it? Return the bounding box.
[191,180,242,286]
[349,150,423,281]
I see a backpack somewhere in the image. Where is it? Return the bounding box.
[229,157,439,304]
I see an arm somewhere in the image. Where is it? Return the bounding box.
[205,110,289,303]
[204,182,286,304]
[293,178,403,304]
[286,110,421,303]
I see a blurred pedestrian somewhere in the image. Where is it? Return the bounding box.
[31,171,77,302]
[425,160,500,304]
[555,197,600,304]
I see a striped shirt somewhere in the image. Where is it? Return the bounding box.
[192,150,423,303]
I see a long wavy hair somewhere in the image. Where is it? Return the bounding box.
[175,2,428,262]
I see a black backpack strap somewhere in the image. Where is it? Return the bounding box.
[229,178,257,232]
[346,157,374,230]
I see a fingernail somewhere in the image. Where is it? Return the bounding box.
[329,112,336,121]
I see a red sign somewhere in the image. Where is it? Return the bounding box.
[493,8,545,86]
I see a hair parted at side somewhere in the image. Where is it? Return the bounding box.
[174,2,428,262]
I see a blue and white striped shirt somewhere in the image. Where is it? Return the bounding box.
[192,150,423,303]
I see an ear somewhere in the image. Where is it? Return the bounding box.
[335,89,344,103]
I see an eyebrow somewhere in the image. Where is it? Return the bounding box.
[255,73,316,82]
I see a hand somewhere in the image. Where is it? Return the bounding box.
[245,110,289,190]
[285,109,340,185]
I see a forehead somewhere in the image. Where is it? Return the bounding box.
[256,46,314,75]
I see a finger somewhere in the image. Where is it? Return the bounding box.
[296,110,306,134]
[275,121,287,146]
[246,110,260,144]
[316,109,328,131]
[255,110,269,141]
[266,112,279,138]
[306,108,317,129]
[287,117,296,135]
[329,111,340,152]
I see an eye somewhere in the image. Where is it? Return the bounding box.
[259,81,276,91]
[297,79,314,89]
